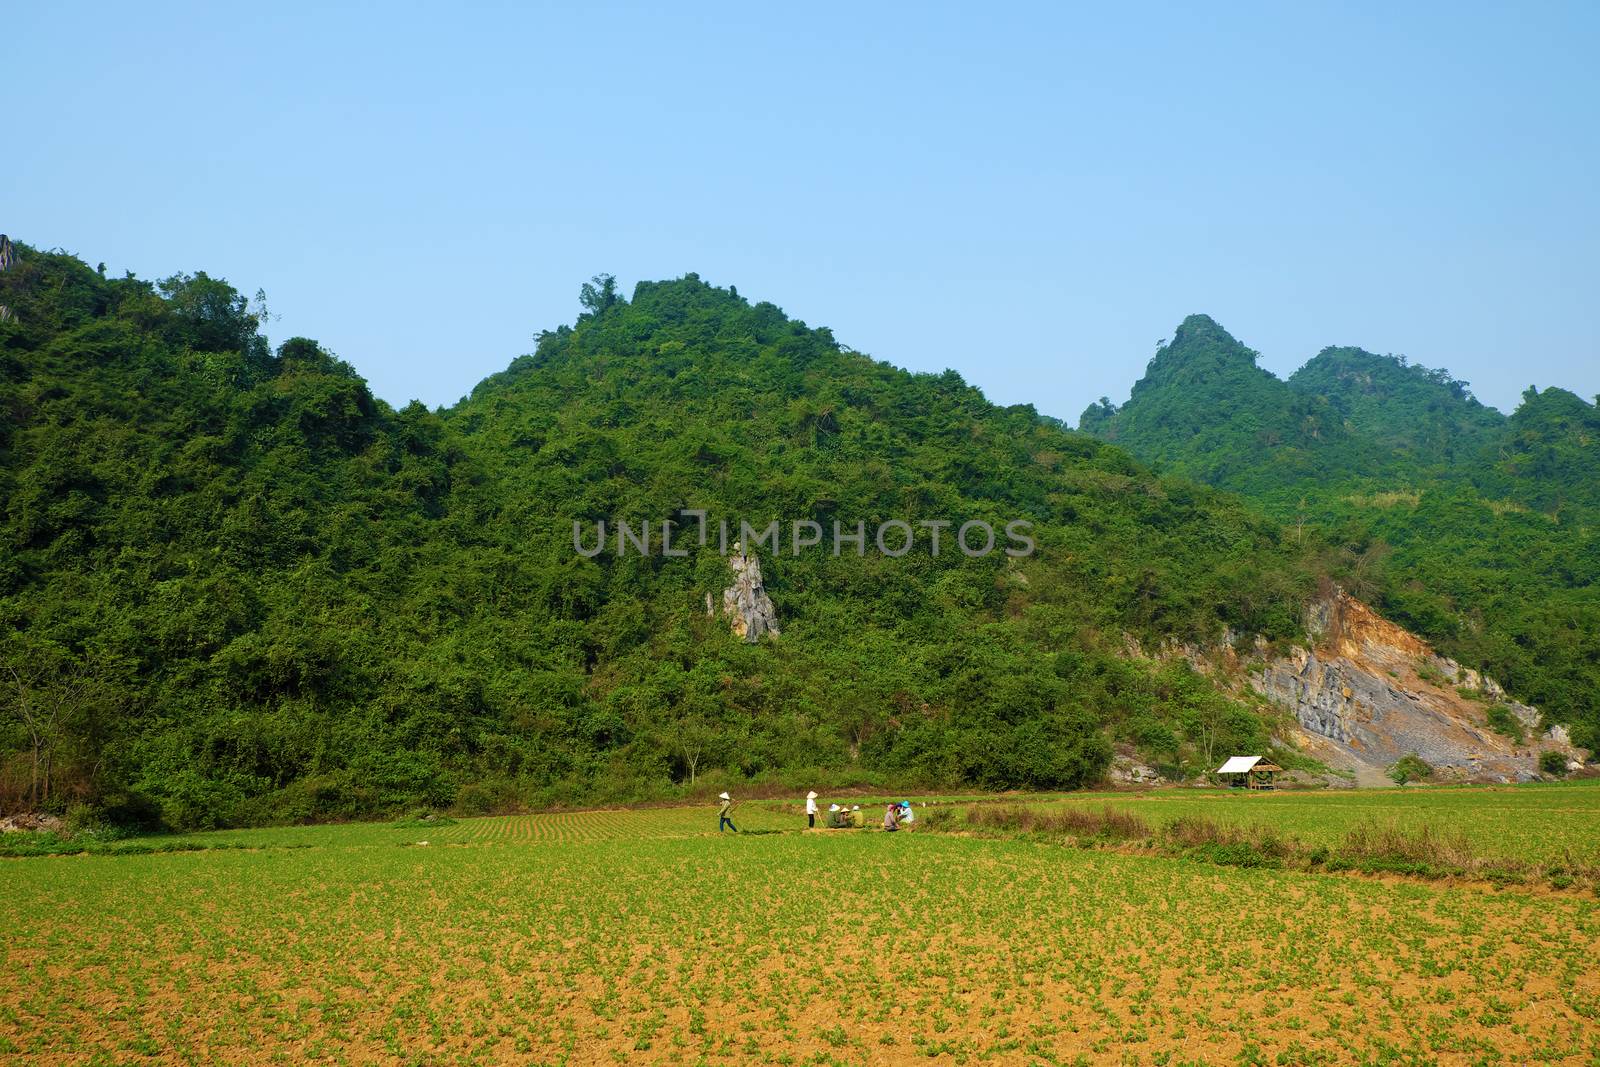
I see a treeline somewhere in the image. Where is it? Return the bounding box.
[4,246,1336,828]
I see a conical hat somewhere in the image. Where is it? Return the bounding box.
[718,792,731,800]
[806,791,818,799]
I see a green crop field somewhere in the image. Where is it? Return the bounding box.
[4,786,1600,1065]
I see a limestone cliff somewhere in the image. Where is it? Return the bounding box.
[1253,590,1580,782]
[0,233,15,322]
[721,545,779,642]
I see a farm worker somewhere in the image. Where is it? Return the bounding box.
[718,792,737,833]
[850,805,864,828]
[806,791,819,828]
[883,804,900,832]
[899,801,915,829]
[827,802,842,828]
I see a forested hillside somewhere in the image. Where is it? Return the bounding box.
[1,245,1337,828]
[1081,316,1600,749]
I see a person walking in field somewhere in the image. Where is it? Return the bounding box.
[718,792,737,833]
[805,791,819,828]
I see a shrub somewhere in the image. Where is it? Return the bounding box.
[1159,815,1287,868]
[1485,705,1525,744]
[64,790,163,835]
[963,804,1151,841]
[1125,716,1179,755]
[1338,820,1474,872]
[1414,662,1446,687]
[1388,753,1432,784]
[1539,750,1569,777]
[453,778,520,815]
[915,806,960,831]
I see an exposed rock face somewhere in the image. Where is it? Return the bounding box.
[1109,753,1165,786]
[722,545,779,642]
[1254,590,1578,782]
[0,233,14,322]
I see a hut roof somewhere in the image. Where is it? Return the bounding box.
[1217,755,1275,774]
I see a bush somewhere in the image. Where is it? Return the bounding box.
[1389,753,1432,784]
[1338,820,1474,872]
[66,790,163,835]
[1539,750,1570,777]
[959,712,1112,791]
[1125,716,1179,755]
[1485,705,1525,744]
[915,806,960,831]
[1157,815,1288,868]
[453,778,522,815]
[155,770,248,830]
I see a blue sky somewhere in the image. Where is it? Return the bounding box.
[10,2,1597,420]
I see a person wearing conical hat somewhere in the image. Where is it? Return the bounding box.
[805,791,819,829]
[718,792,737,833]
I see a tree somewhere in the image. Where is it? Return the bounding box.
[1389,753,1432,784]
[578,274,620,316]
[1338,538,1392,602]
[660,707,727,786]
[2,653,99,808]
[155,271,271,364]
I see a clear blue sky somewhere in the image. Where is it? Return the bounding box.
[10,2,1598,420]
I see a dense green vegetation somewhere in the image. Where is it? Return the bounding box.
[1082,314,1600,749]
[2,245,1335,828]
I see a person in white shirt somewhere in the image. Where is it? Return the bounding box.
[805,791,819,828]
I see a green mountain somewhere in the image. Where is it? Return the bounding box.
[1079,315,1375,496]
[1287,346,1503,472]
[2,244,1334,829]
[1081,317,1600,747]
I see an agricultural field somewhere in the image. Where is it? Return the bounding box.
[3,787,1599,1065]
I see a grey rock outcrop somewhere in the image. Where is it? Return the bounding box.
[0,233,14,322]
[722,544,779,642]
[1108,753,1165,786]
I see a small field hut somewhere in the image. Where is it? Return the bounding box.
[1216,755,1282,790]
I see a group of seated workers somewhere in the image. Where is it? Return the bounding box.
[825,804,865,828]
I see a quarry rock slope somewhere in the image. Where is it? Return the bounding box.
[1254,590,1580,783]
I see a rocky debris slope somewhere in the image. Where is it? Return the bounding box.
[1108,750,1166,786]
[722,544,780,642]
[1253,590,1580,782]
